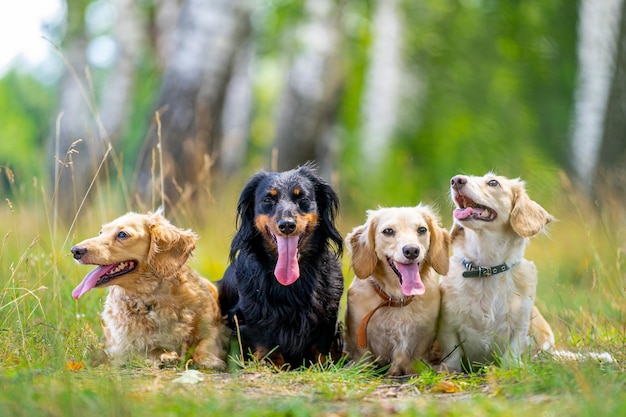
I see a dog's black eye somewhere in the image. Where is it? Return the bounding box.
[487,179,499,187]
[298,197,311,211]
[262,196,276,205]
[417,227,427,235]
[117,231,129,239]
[382,228,395,236]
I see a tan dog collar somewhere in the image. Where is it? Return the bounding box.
[356,279,414,349]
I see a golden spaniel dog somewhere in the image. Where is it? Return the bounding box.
[438,173,554,372]
[344,205,450,375]
[71,211,227,370]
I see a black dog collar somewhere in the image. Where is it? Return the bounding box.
[461,258,517,278]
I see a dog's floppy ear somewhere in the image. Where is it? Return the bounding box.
[510,183,554,238]
[299,164,343,257]
[424,210,450,276]
[347,212,378,279]
[147,213,197,279]
[450,223,464,242]
[229,171,269,263]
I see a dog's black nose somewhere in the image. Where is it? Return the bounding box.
[402,245,420,260]
[278,219,297,235]
[71,246,87,260]
[451,175,467,189]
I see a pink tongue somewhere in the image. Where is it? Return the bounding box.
[274,235,300,286]
[72,264,117,299]
[396,263,425,296]
[454,207,482,220]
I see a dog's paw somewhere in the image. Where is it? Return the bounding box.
[194,354,227,371]
[147,350,180,368]
[500,356,524,370]
[160,351,180,364]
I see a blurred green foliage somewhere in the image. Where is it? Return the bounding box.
[0,73,57,189]
[341,0,577,211]
[0,0,578,212]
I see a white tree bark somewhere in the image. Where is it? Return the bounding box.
[219,40,253,175]
[571,0,623,192]
[135,0,251,210]
[273,0,343,177]
[99,0,145,141]
[361,0,403,168]
[50,0,148,222]
[154,0,182,67]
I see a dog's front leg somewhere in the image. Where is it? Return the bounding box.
[388,352,413,376]
[502,299,533,368]
[437,330,464,373]
[193,337,227,371]
[501,328,529,369]
[501,339,522,369]
[252,346,287,370]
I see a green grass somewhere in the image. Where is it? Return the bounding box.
[0,164,625,417]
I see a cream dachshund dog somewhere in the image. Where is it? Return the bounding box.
[438,173,554,372]
[344,205,450,375]
[71,211,227,370]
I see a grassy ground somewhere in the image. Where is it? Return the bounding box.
[0,168,624,416]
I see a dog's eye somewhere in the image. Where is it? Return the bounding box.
[382,228,395,236]
[263,196,275,205]
[298,197,311,210]
[487,179,499,187]
[417,227,427,235]
[117,231,130,239]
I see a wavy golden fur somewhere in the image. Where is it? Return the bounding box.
[71,211,227,370]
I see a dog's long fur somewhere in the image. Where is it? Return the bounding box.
[218,165,344,368]
[438,173,554,372]
[344,205,450,375]
[71,212,227,370]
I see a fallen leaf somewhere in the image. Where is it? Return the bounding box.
[431,380,461,394]
[65,361,85,371]
[172,369,204,384]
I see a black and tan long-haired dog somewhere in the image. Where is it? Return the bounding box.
[218,164,344,369]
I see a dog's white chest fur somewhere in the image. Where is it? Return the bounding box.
[440,257,537,368]
[436,173,553,372]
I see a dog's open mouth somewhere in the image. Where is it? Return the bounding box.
[72,260,137,299]
[266,226,310,286]
[453,194,497,221]
[386,256,425,296]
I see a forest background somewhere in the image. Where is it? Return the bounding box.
[0,0,626,416]
[0,0,625,414]
[4,0,625,217]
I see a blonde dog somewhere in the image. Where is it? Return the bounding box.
[438,173,554,372]
[71,211,227,370]
[344,206,450,375]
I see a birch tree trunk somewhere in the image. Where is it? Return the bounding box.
[361,0,403,169]
[50,0,147,223]
[135,0,251,213]
[272,0,343,178]
[51,39,97,224]
[219,41,253,175]
[597,0,626,204]
[99,0,145,142]
[570,0,623,195]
